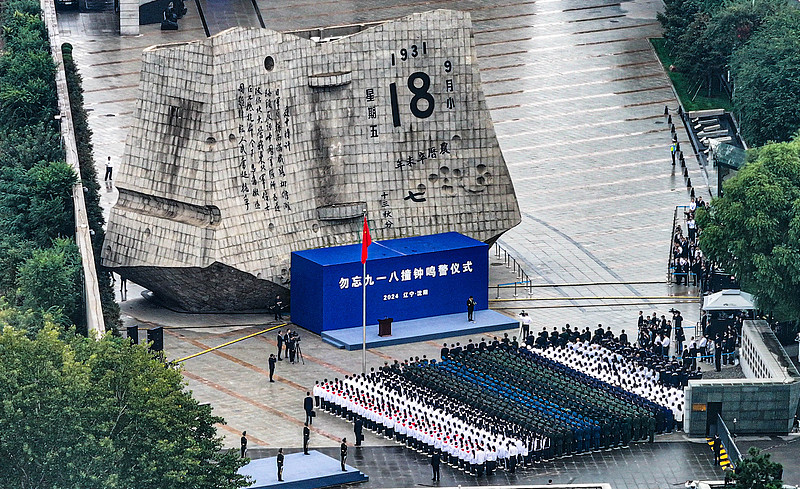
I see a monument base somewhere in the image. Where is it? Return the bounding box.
[321,310,518,350]
[239,450,368,489]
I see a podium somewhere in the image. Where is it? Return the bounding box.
[378,318,393,337]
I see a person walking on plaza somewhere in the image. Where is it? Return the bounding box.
[276,329,283,360]
[354,418,363,446]
[277,448,284,481]
[240,431,248,458]
[430,451,441,481]
[104,156,113,181]
[340,438,348,471]
[304,391,314,425]
[303,423,310,455]
[467,296,476,322]
[268,353,276,382]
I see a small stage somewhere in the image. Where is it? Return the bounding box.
[240,450,368,489]
[321,309,518,350]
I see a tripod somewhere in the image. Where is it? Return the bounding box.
[295,342,305,365]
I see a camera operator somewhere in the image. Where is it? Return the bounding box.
[287,331,300,363]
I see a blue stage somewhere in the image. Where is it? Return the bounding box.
[239,450,368,489]
[321,309,518,350]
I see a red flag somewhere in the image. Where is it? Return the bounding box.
[361,216,372,264]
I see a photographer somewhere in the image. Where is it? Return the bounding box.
[287,331,301,364]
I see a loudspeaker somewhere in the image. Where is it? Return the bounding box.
[147,326,164,352]
[127,325,139,345]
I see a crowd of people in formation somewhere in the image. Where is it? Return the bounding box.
[315,337,678,477]
[671,196,710,286]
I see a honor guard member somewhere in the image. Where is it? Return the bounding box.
[276,448,284,481]
[303,423,310,455]
[340,438,348,471]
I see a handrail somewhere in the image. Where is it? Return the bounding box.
[40,0,105,336]
[717,414,742,468]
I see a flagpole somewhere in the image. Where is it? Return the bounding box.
[362,258,367,375]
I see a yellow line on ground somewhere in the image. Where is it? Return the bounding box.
[175,324,286,363]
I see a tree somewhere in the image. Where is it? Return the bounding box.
[733,447,783,489]
[696,134,800,320]
[0,160,76,247]
[15,239,82,325]
[0,319,251,489]
[731,9,800,146]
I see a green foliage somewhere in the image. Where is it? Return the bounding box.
[0,321,251,489]
[650,38,733,112]
[0,234,34,297]
[731,9,800,146]
[656,0,798,144]
[16,239,82,325]
[0,160,77,247]
[0,50,57,127]
[0,122,64,170]
[2,11,48,53]
[0,0,121,334]
[733,447,783,489]
[696,134,800,320]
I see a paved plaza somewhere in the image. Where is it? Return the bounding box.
[56,0,799,486]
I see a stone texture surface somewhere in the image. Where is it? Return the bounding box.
[102,10,520,311]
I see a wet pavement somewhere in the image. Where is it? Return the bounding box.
[50,0,788,486]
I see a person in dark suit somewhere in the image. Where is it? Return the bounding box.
[619,330,628,345]
[283,330,291,359]
[714,334,723,372]
[240,431,247,458]
[277,448,284,481]
[268,354,276,382]
[275,295,283,320]
[303,423,310,454]
[340,438,348,471]
[276,330,283,360]
[354,418,363,446]
[467,296,476,322]
[430,451,441,481]
[712,434,721,464]
[304,392,314,424]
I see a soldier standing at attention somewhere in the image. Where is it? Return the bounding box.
[277,448,284,481]
[276,329,283,360]
[340,438,348,471]
[303,423,310,455]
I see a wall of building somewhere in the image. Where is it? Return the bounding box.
[685,321,800,436]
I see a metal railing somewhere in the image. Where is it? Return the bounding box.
[493,242,532,297]
[717,414,743,468]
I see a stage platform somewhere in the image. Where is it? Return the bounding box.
[240,450,368,489]
[321,309,518,350]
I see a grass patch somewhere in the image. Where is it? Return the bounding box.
[650,37,733,113]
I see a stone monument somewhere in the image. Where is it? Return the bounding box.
[102,9,520,312]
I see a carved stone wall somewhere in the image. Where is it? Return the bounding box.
[102,10,520,311]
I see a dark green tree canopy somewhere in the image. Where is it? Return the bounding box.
[731,9,800,147]
[733,447,783,489]
[0,319,251,489]
[697,134,800,320]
